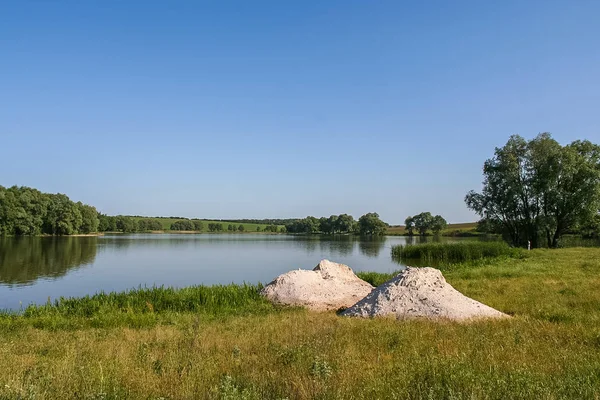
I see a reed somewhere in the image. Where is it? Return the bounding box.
[392,241,522,264]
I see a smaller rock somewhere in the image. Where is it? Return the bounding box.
[260,260,374,311]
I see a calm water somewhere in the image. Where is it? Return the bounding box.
[0,234,448,310]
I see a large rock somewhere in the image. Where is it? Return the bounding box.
[260,259,374,311]
[342,267,507,321]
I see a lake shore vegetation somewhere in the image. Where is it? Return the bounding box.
[0,248,599,399]
[391,241,524,265]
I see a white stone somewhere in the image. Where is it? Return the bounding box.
[341,267,508,321]
[260,259,374,311]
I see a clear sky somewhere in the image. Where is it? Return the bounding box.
[1,1,599,224]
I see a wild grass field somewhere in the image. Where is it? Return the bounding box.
[1,248,599,399]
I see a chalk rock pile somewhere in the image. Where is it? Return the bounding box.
[262,261,508,321]
[341,267,508,320]
[260,259,373,311]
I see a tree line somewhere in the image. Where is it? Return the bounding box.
[285,212,387,236]
[404,212,448,236]
[0,186,100,236]
[467,133,600,248]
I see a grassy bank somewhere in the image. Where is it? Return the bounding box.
[1,248,600,399]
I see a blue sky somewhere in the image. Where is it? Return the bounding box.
[1,1,599,224]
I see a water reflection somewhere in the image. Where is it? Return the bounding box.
[288,235,386,258]
[0,233,447,309]
[0,237,97,286]
[358,237,387,257]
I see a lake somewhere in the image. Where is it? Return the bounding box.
[0,234,450,310]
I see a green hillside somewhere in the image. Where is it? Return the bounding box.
[127,216,283,232]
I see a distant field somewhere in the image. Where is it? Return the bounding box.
[128,217,284,232]
[387,222,478,236]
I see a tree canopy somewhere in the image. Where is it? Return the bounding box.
[465,133,600,248]
[358,212,387,236]
[285,213,383,235]
[403,212,447,236]
[0,186,99,236]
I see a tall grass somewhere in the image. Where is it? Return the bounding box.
[392,241,522,264]
[0,284,282,330]
[22,284,273,318]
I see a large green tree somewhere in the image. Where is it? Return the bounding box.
[336,214,355,233]
[412,212,434,236]
[430,215,448,235]
[358,212,387,236]
[77,202,100,234]
[465,133,600,248]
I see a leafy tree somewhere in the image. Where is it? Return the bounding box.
[227,224,235,232]
[77,202,100,233]
[238,224,245,232]
[351,220,360,233]
[303,217,319,234]
[336,214,355,233]
[286,217,318,234]
[319,215,338,234]
[193,220,204,231]
[170,220,195,231]
[98,214,118,232]
[264,224,279,233]
[44,194,83,235]
[208,223,223,232]
[116,216,137,233]
[139,219,163,231]
[358,212,387,236]
[256,226,261,232]
[412,212,433,236]
[430,215,447,235]
[466,133,600,247]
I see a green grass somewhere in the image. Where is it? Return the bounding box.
[1,248,600,399]
[0,284,279,330]
[392,240,523,265]
[128,216,283,232]
[356,270,399,287]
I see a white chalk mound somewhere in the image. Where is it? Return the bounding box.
[260,259,374,311]
[342,267,507,321]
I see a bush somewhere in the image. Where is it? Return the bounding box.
[170,220,195,231]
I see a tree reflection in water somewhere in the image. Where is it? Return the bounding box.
[0,237,97,286]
